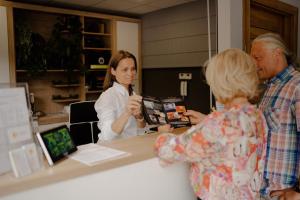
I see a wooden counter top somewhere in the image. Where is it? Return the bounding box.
[0,128,187,197]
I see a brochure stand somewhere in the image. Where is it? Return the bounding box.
[0,83,43,177]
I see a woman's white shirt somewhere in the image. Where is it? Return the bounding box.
[95,82,140,141]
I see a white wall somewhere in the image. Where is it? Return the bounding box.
[116,21,140,92]
[0,6,10,83]
[217,0,243,52]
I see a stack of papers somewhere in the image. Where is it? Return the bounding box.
[69,143,130,166]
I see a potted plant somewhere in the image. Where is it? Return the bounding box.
[46,15,83,83]
[15,17,47,76]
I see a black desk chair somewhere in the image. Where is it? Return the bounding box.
[69,101,100,145]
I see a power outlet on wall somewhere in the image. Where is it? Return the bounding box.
[178,73,192,80]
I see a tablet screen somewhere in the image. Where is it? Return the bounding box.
[37,125,77,165]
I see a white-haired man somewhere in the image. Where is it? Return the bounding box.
[251,33,300,199]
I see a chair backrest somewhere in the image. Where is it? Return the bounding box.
[69,123,93,145]
[69,101,100,145]
[92,121,100,142]
[69,101,98,123]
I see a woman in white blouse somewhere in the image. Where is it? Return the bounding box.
[94,50,146,141]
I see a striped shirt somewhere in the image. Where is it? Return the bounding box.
[259,65,300,195]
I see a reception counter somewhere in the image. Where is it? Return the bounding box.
[0,129,196,200]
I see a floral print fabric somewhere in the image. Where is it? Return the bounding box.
[155,104,267,200]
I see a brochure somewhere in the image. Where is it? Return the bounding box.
[142,96,191,128]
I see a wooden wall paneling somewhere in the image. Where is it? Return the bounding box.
[142,0,216,68]
[143,34,216,56]
[143,17,216,43]
[142,0,216,28]
[143,51,216,69]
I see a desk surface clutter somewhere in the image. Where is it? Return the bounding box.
[0,127,187,197]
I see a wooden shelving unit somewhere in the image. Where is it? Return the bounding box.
[86,90,102,94]
[82,16,112,101]
[7,2,141,124]
[52,84,80,88]
[52,98,80,103]
[82,31,112,36]
[83,47,111,51]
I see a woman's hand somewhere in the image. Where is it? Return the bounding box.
[184,110,206,125]
[126,95,142,117]
[158,124,174,133]
[112,95,144,134]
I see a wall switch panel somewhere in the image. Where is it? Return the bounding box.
[178,73,192,80]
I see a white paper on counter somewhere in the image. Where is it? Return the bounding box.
[69,143,130,166]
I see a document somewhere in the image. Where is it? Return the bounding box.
[7,124,32,144]
[9,147,32,177]
[142,96,191,128]
[69,143,130,166]
[0,87,33,175]
[8,143,41,178]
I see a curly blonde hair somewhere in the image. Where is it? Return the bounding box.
[205,48,259,104]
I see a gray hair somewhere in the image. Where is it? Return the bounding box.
[252,33,295,65]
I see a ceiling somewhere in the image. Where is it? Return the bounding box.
[8,0,197,17]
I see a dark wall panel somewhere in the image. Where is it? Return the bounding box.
[142,67,211,114]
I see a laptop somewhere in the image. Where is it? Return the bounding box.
[36,125,77,166]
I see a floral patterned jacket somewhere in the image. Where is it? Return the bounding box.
[154,104,267,200]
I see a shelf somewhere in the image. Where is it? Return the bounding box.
[38,113,69,125]
[88,69,107,72]
[83,31,111,36]
[16,69,80,72]
[86,90,102,94]
[90,65,109,70]
[52,84,80,87]
[52,98,80,103]
[83,47,111,51]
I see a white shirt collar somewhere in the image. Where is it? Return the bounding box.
[113,82,128,96]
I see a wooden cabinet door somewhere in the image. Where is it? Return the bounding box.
[244,0,298,54]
